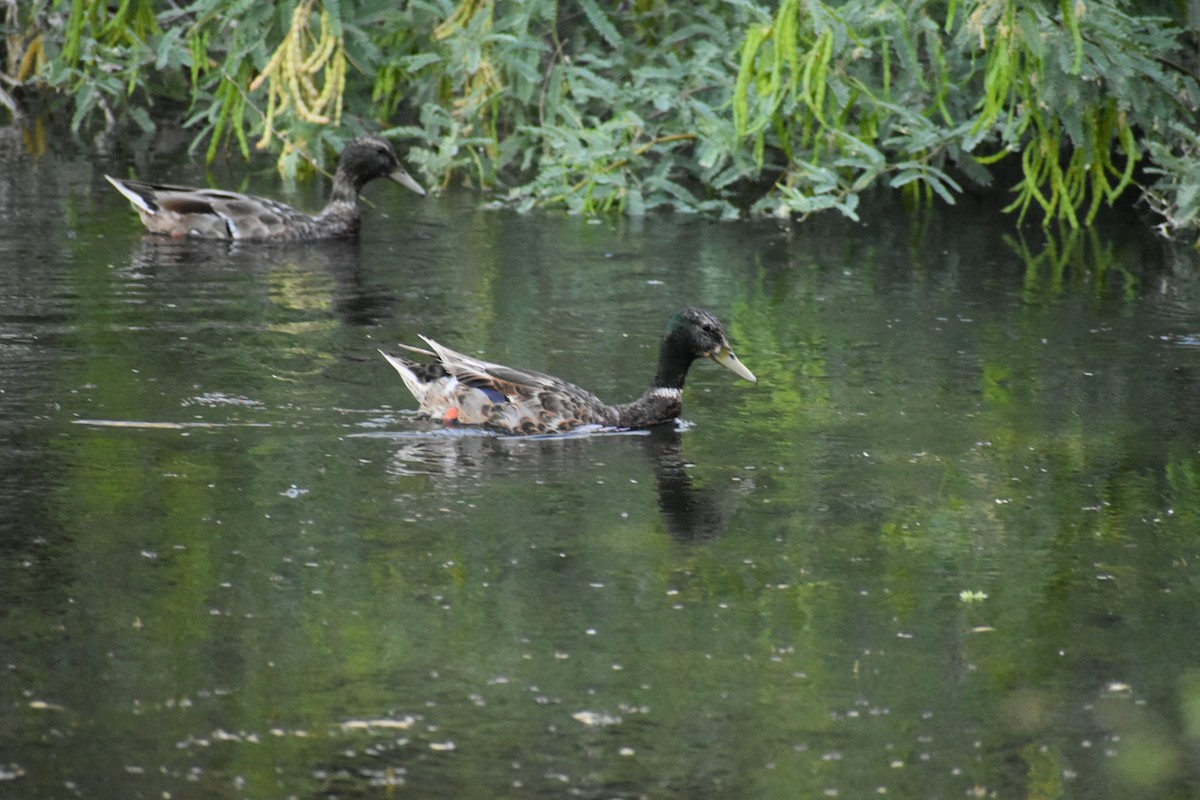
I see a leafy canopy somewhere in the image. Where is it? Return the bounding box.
[7,0,1200,237]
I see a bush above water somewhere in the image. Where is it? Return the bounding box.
[5,0,1200,238]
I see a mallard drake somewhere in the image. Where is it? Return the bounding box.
[105,135,425,241]
[378,307,756,435]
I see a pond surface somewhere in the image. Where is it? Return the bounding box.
[4,130,1200,800]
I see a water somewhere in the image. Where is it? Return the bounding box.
[4,132,1200,799]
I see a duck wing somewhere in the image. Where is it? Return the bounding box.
[106,176,316,240]
[419,336,565,397]
[387,338,616,433]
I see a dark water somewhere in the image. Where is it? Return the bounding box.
[5,130,1200,799]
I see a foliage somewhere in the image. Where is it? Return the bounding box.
[4,0,1200,238]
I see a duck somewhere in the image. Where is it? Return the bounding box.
[105,135,425,241]
[378,307,756,435]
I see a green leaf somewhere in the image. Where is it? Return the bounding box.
[155,26,184,71]
[576,0,622,49]
[127,104,155,133]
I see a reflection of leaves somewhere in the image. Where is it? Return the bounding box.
[1021,741,1066,799]
[1166,458,1200,528]
[882,494,988,560]
[981,362,1012,407]
[1005,226,1133,303]
[728,283,833,468]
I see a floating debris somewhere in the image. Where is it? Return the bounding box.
[0,764,26,782]
[341,717,418,731]
[572,711,621,727]
[28,700,65,711]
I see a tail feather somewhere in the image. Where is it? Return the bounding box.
[396,342,436,358]
[105,175,157,216]
[378,349,433,409]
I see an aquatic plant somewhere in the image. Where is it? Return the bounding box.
[5,1,1200,239]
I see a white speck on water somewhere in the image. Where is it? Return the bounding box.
[281,485,309,498]
[573,710,621,726]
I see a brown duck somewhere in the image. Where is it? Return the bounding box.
[105,135,424,241]
[378,307,756,435]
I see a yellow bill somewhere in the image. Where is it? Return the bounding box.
[711,346,757,383]
[390,168,426,197]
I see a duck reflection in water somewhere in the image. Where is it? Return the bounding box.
[641,426,734,543]
[121,235,405,327]
[378,424,737,543]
